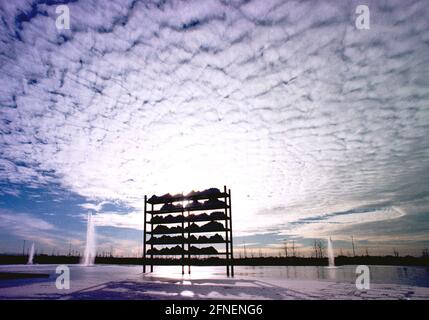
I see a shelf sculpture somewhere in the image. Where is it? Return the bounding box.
[143,186,234,276]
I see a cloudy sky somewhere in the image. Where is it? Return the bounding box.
[0,0,428,257]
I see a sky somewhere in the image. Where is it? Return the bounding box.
[0,0,429,257]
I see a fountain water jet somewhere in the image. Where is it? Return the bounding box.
[327,237,335,267]
[81,212,96,266]
[27,242,35,264]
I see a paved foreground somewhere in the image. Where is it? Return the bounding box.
[0,265,428,300]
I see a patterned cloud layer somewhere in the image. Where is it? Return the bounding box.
[1,0,429,248]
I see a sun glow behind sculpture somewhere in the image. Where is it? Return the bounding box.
[122,122,274,230]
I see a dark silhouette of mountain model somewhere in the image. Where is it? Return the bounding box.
[151,214,184,224]
[147,245,185,255]
[152,225,183,234]
[187,211,226,221]
[202,198,226,209]
[147,235,184,244]
[189,246,219,254]
[200,221,225,231]
[147,245,218,255]
[185,200,203,209]
[149,234,224,245]
[184,221,224,233]
[185,222,200,232]
[186,188,221,197]
[148,188,222,204]
[148,193,182,203]
[160,203,183,211]
[188,233,224,243]
[209,211,226,219]
[187,212,210,221]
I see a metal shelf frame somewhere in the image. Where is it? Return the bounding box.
[143,186,234,276]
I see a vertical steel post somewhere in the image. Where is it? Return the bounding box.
[187,208,191,274]
[224,185,230,276]
[229,189,234,277]
[143,195,147,273]
[181,204,185,275]
[150,203,154,272]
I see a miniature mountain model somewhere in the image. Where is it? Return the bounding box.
[189,246,218,254]
[210,234,224,242]
[151,214,183,224]
[185,222,200,232]
[147,235,183,244]
[185,188,221,198]
[186,200,203,209]
[144,187,233,275]
[160,203,183,211]
[187,213,210,221]
[199,188,221,196]
[152,225,183,234]
[202,198,226,209]
[210,211,226,219]
[200,221,224,231]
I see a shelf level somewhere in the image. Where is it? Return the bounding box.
[148,216,229,225]
[152,228,229,235]
[147,192,229,205]
[147,240,229,245]
[147,204,229,215]
[146,252,229,256]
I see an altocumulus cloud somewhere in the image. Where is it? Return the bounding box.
[1,0,429,253]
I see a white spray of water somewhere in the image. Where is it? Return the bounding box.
[27,242,35,264]
[327,237,335,267]
[81,212,96,266]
